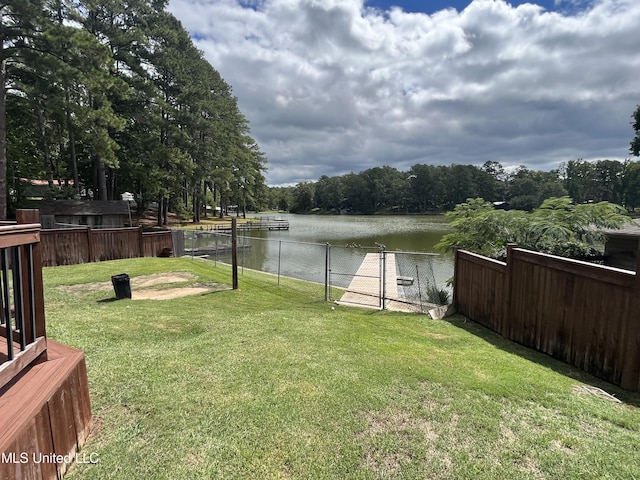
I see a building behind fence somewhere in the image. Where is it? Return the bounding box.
[453,245,640,392]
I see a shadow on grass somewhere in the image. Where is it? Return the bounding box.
[97,297,121,303]
[445,314,640,407]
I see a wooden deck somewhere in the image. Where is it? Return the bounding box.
[0,340,92,480]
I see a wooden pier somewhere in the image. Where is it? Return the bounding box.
[209,218,289,232]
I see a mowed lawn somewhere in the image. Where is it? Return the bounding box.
[43,257,640,479]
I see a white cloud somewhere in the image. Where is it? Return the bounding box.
[168,0,640,185]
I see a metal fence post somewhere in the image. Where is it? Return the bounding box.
[324,243,330,301]
[415,264,423,313]
[381,250,386,310]
[277,240,282,286]
[241,233,245,274]
[231,218,238,290]
[214,233,218,266]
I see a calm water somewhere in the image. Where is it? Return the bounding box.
[194,214,454,290]
[249,214,451,252]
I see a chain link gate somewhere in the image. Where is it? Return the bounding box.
[329,247,445,313]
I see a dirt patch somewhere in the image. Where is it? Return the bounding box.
[131,272,196,289]
[132,287,217,300]
[358,407,439,476]
[60,272,227,300]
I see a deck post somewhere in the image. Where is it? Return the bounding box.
[635,238,640,282]
[15,210,46,342]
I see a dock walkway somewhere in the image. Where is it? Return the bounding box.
[337,253,398,309]
[336,253,427,313]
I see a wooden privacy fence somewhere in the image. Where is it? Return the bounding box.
[453,245,640,392]
[39,226,174,267]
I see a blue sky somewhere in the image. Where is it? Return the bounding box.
[168,0,639,186]
[366,0,550,13]
[366,0,591,14]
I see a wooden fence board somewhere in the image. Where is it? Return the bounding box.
[40,227,173,267]
[41,229,90,266]
[455,247,640,392]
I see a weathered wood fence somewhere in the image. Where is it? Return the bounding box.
[453,245,640,392]
[40,226,174,267]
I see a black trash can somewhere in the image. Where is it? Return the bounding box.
[111,273,131,299]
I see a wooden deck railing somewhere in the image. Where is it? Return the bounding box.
[0,212,46,391]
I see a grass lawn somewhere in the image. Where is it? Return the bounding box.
[43,257,640,479]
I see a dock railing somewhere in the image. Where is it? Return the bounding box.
[0,210,46,391]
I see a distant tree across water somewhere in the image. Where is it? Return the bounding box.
[270,159,640,215]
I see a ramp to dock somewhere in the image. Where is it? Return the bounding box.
[337,253,398,309]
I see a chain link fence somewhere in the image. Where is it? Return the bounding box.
[180,230,453,313]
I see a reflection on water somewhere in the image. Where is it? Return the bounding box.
[188,214,454,290]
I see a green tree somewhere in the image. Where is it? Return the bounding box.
[290,182,314,213]
[436,196,630,260]
[0,0,54,218]
[631,104,640,157]
[407,164,445,212]
[507,166,566,211]
[622,160,640,210]
[314,175,344,212]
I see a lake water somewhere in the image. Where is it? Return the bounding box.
[249,214,451,252]
[193,214,454,292]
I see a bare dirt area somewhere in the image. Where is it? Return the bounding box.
[60,272,228,300]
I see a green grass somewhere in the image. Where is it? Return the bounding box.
[44,257,640,479]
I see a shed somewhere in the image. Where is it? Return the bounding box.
[604,223,640,271]
[37,200,131,229]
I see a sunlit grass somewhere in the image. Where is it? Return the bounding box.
[43,257,640,479]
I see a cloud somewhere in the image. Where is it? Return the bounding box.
[168,0,640,185]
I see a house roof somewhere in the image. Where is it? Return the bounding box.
[38,200,130,216]
[605,222,640,238]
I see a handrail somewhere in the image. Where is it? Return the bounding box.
[0,224,40,249]
[0,220,46,390]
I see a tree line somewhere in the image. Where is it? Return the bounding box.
[270,159,640,214]
[2,0,267,223]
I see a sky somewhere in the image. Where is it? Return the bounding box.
[166,0,640,186]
